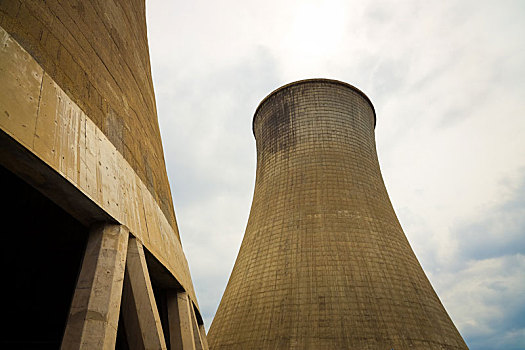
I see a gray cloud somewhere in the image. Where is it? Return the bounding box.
[455,174,525,261]
[434,254,525,350]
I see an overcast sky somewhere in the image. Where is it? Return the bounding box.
[146,1,525,348]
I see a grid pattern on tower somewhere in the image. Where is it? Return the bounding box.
[208,80,468,349]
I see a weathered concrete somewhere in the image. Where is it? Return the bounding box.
[190,304,207,350]
[198,325,209,350]
[167,291,197,350]
[0,0,175,228]
[208,79,469,349]
[0,25,200,312]
[0,1,207,344]
[122,237,167,350]
[62,223,129,350]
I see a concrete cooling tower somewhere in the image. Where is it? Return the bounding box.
[208,79,468,349]
[0,1,207,348]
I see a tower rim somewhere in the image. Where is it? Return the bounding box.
[252,78,377,136]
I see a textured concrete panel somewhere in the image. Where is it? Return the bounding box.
[62,224,129,350]
[167,292,197,350]
[208,79,468,349]
[0,26,42,148]
[0,0,176,230]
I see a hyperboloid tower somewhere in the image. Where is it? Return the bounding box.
[0,1,207,348]
[208,79,468,349]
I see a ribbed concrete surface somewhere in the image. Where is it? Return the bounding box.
[0,0,176,229]
[208,79,468,349]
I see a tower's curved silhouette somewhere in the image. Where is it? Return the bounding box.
[208,79,468,349]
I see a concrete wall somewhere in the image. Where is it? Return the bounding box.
[0,1,205,329]
[0,0,175,228]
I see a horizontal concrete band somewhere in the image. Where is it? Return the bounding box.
[253,78,377,135]
[0,25,201,316]
[0,0,176,230]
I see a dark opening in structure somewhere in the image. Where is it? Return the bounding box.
[0,164,89,348]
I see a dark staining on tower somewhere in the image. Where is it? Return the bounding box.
[209,79,468,350]
[256,89,297,157]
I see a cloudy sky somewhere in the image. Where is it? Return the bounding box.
[146,1,525,348]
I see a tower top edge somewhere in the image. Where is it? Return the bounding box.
[253,78,377,134]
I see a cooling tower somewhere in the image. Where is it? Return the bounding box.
[0,1,207,348]
[208,79,468,349]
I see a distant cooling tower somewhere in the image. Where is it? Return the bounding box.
[208,79,468,349]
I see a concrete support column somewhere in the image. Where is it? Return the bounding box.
[198,325,209,350]
[122,237,167,350]
[190,306,207,350]
[167,291,196,350]
[61,223,129,350]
